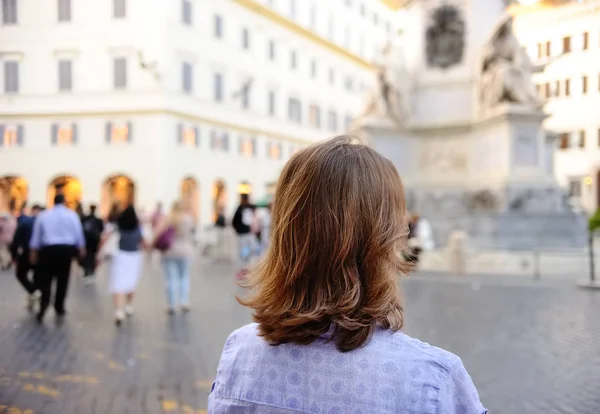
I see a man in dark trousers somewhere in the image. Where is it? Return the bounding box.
[10,204,42,310]
[29,194,85,323]
[81,204,104,282]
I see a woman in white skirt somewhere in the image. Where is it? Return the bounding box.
[101,205,146,325]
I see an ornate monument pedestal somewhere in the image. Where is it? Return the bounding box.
[356,0,586,251]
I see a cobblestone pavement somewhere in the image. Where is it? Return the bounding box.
[0,259,599,413]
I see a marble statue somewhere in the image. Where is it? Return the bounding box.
[353,43,410,128]
[479,14,542,111]
[426,4,465,70]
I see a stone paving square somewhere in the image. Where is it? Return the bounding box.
[0,260,599,413]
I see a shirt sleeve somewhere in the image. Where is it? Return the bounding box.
[437,357,487,414]
[29,217,42,250]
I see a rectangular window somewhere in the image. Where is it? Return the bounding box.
[544,82,550,99]
[51,123,77,146]
[562,36,571,54]
[310,60,317,78]
[309,3,316,29]
[565,79,570,97]
[58,60,72,91]
[344,27,350,48]
[344,76,353,92]
[545,41,551,57]
[182,0,192,25]
[359,3,365,16]
[182,61,193,93]
[289,0,296,18]
[113,0,126,18]
[290,50,297,70]
[385,22,391,35]
[267,141,282,160]
[583,32,589,50]
[268,39,276,60]
[372,12,378,25]
[582,75,588,94]
[327,110,337,131]
[345,115,353,131]
[554,80,560,97]
[0,124,23,148]
[579,130,586,148]
[177,123,199,147]
[210,130,229,152]
[327,15,334,40]
[58,0,71,22]
[105,121,132,144]
[558,132,570,150]
[2,0,17,24]
[214,14,222,38]
[288,97,301,124]
[238,136,255,157]
[309,104,321,129]
[214,73,223,102]
[568,178,581,198]
[4,61,19,93]
[329,68,335,85]
[242,27,250,50]
[537,43,543,59]
[268,90,276,116]
[113,57,127,89]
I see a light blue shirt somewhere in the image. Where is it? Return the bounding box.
[29,205,85,249]
[209,323,486,414]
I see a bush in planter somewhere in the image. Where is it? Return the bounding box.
[590,209,600,233]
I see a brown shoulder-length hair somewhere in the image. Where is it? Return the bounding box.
[239,136,410,352]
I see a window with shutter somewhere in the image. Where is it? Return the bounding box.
[579,130,586,148]
[214,73,223,102]
[182,0,192,25]
[242,28,250,50]
[58,60,72,91]
[268,40,276,60]
[214,14,222,38]
[4,61,19,93]
[182,62,193,93]
[268,90,276,117]
[113,58,127,89]
[1,125,19,147]
[113,0,126,18]
[2,0,17,24]
[58,0,71,22]
[328,110,337,132]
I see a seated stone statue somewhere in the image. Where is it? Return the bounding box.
[479,14,542,112]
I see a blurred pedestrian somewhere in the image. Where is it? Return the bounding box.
[81,204,104,282]
[0,212,17,271]
[150,202,164,231]
[406,212,435,265]
[99,203,120,261]
[10,204,43,310]
[232,193,257,279]
[29,194,85,323]
[209,137,486,413]
[102,205,146,325]
[153,201,195,314]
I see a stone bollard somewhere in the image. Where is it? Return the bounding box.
[447,231,468,275]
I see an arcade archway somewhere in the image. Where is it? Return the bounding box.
[47,175,82,209]
[101,175,135,217]
[0,176,28,213]
[212,179,227,223]
[181,177,200,222]
[597,170,600,210]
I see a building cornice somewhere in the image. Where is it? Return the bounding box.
[513,1,600,28]
[232,0,374,70]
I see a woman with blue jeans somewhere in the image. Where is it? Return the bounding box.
[154,201,195,314]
